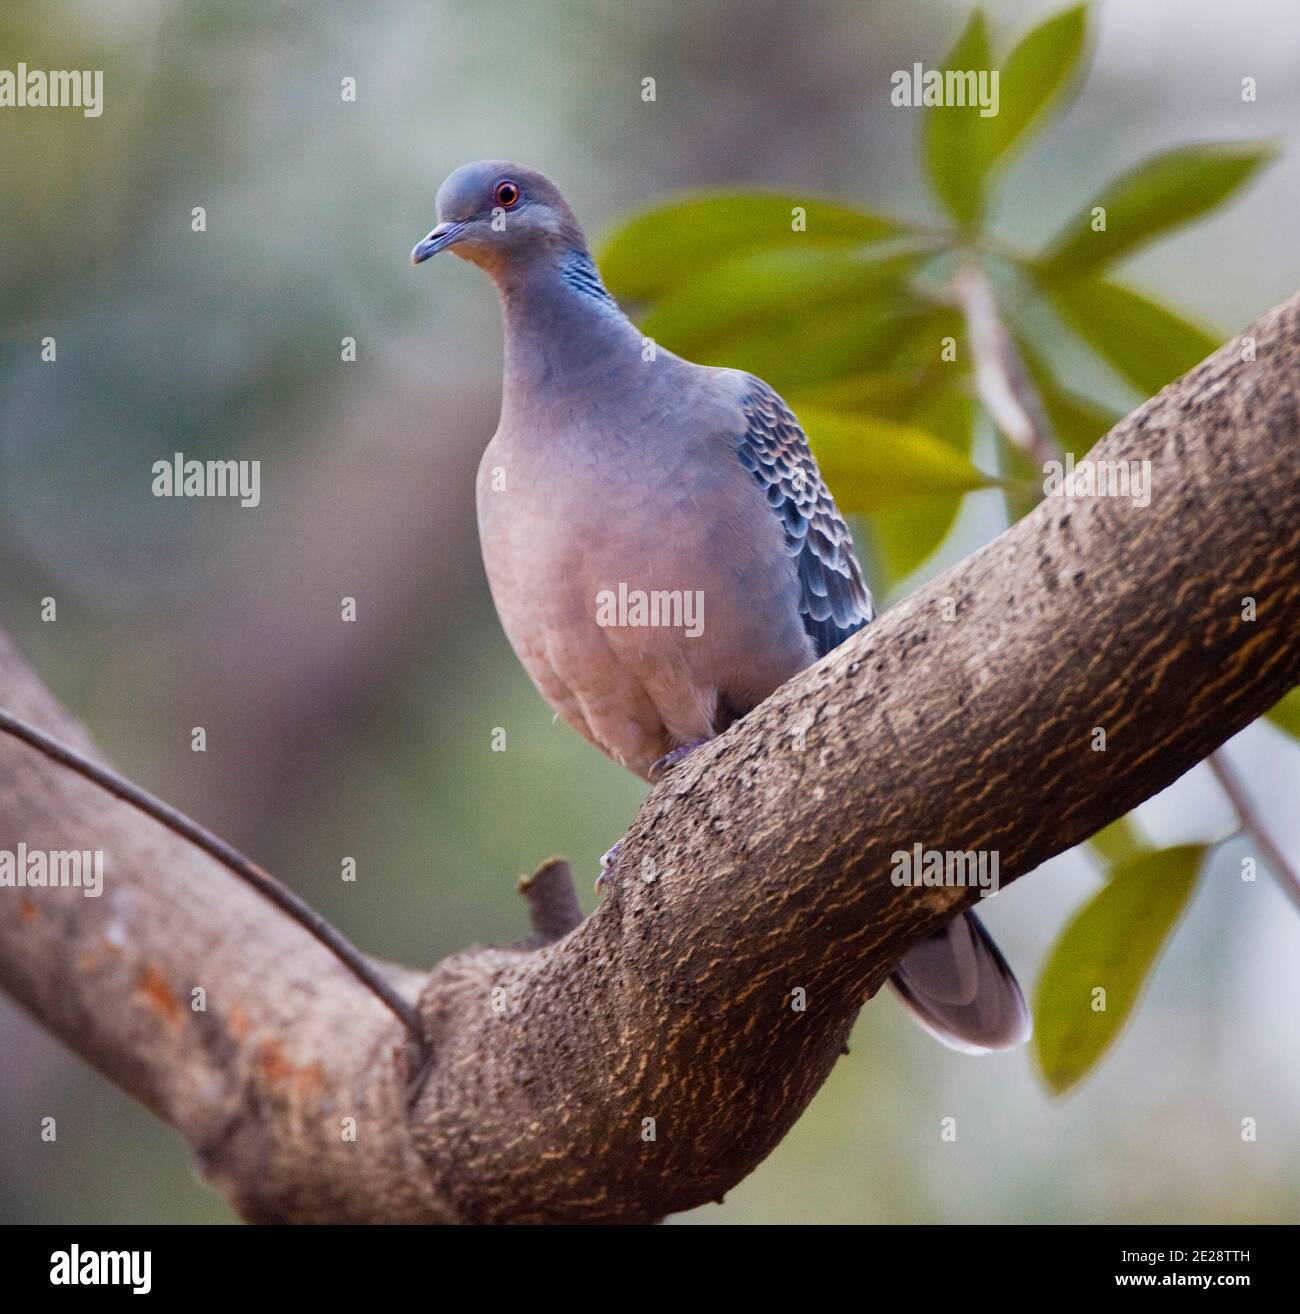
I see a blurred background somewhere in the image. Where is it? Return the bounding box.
[1,0,1298,1224]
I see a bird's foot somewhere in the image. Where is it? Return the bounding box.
[595,839,624,894]
[648,738,710,783]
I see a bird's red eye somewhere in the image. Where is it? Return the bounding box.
[494,180,521,209]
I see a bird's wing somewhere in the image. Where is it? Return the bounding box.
[734,375,874,657]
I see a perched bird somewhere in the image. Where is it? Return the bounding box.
[412,160,1030,1054]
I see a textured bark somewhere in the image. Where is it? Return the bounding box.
[1,291,1299,1224]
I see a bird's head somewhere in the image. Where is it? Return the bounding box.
[410,160,586,276]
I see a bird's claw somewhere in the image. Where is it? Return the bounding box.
[595,839,623,894]
[648,738,709,783]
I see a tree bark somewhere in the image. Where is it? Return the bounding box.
[2,290,1298,1225]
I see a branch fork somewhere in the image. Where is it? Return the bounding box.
[2,290,1299,1222]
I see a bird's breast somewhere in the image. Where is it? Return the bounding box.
[475,415,815,774]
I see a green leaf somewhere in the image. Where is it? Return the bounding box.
[1265,687,1300,740]
[790,369,929,419]
[702,301,928,391]
[1040,383,1121,456]
[924,10,994,229]
[986,4,1089,168]
[790,355,973,441]
[1016,334,1122,455]
[638,246,920,357]
[1034,844,1205,1095]
[793,406,997,514]
[1045,276,1219,397]
[864,385,976,584]
[868,494,964,585]
[924,6,1089,230]
[1087,814,1147,868]
[596,193,900,303]
[998,433,1044,522]
[908,374,977,455]
[1037,142,1277,283]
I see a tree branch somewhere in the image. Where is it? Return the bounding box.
[0,706,428,1052]
[2,289,1299,1224]
[953,260,1300,903]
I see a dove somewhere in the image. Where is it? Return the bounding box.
[412,160,1030,1053]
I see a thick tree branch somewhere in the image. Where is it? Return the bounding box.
[0,706,428,1050]
[2,290,1299,1224]
[954,260,1300,903]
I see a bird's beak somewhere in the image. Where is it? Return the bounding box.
[410,221,465,265]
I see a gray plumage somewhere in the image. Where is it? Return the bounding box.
[412,160,1029,1054]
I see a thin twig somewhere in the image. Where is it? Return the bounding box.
[951,256,1060,470]
[0,707,430,1054]
[1208,750,1300,914]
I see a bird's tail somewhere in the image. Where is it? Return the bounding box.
[888,910,1031,1054]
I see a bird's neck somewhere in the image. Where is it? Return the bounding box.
[494,249,645,413]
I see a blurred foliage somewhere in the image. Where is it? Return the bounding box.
[1043,277,1220,398]
[600,194,901,301]
[598,1,1288,1096]
[923,6,1088,228]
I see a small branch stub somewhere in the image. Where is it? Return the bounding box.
[518,858,583,944]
